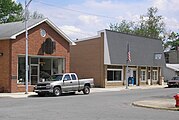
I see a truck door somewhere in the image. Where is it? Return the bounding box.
[71,74,79,91]
[62,74,72,92]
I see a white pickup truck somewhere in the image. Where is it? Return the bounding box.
[34,73,94,96]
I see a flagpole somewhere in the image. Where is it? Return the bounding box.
[126,42,130,89]
[126,57,129,89]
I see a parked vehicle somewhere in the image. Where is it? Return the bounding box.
[34,73,94,96]
[167,76,179,88]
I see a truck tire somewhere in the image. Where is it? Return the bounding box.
[83,85,90,94]
[53,87,62,96]
[38,92,45,97]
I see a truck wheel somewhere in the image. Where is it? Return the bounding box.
[83,86,90,94]
[38,93,45,97]
[53,87,62,96]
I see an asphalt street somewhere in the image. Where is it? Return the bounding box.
[0,88,178,120]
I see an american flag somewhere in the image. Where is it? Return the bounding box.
[127,43,131,62]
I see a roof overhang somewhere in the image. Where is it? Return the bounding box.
[166,64,179,71]
[9,18,76,45]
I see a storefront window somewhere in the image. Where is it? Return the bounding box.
[18,57,25,83]
[141,70,146,81]
[18,56,65,84]
[107,69,122,81]
[40,58,51,81]
[53,58,65,74]
[18,57,30,84]
[152,70,158,81]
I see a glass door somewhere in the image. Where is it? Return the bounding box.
[30,65,39,85]
[133,70,137,85]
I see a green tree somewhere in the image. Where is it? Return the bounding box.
[110,7,165,39]
[109,20,134,34]
[0,0,23,23]
[138,7,165,39]
[164,32,179,50]
[30,11,44,19]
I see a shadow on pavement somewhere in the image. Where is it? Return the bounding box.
[28,92,85,98]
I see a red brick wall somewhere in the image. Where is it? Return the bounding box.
[70,34,105,87]
[10,22,70,92]
[0,40,11,92]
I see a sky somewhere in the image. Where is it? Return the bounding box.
[16,0,179,40]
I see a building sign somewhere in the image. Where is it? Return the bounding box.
[154,53,162,60]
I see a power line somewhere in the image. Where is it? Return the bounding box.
[30,0,108,38]
[33,0,119,20]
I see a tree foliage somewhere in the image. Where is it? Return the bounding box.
[164,32,179,50]
[109,20,134,34]
[110,7,165,39]
[30,11,44,19]
[0,0,23,23]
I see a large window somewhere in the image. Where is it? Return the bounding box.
[18,57,25,84]
[107,69,122,81]
[141,70,146,81]
[18,57,30,84]
[152,70,158,81]
[18,56,65,84]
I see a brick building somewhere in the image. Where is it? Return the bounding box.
[0,18,75,92]
[71,30,166,88]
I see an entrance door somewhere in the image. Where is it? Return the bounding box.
[30,65,39,85]
[133,70,137,85]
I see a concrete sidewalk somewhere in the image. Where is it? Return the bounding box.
[0,85,167,98]
[132,98,179,111]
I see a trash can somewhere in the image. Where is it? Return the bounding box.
[128,77,132,85]
[131,77,134,85]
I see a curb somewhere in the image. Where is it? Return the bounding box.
[132,101,179,111]
[0,85,168,98]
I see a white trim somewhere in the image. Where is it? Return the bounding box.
[9,18,76,45]
[0,37,11,40]
[129,67,138,85]
[152,70,158,81]
[18,54,65,58]
[104,30,111,64]
[141,70,147,82]
[107,68,122,71]
[74,35,100,42]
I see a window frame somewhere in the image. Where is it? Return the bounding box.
[63,75,71,81]
[71,74,77,80]
[107,69,123,82]
[141,70,146,82]
[152,70,158,81]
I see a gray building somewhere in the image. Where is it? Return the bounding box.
[163,64,179,81]
[164,49,179,81]
[71,30,166,87]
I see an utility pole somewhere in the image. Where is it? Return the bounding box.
[25,0,32,94]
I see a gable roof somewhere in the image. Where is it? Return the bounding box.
[0,18,75,45]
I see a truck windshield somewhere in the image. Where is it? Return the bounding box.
[48,75,63,81]
[172,77,179,80]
